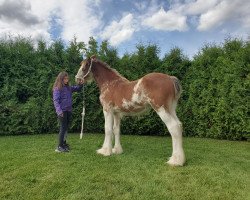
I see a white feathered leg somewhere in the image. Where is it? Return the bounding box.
[97,110,113,156]
[112,113,123,154]
[157,107,185,166]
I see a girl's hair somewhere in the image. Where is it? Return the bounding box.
[53,71,69,90]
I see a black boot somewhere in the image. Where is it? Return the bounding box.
[63,141,70,151]
[55,146,69,153]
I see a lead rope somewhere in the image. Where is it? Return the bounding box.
[79,58,93,139]
[80,85,85,139]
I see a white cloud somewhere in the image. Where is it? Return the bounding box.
[0,0,40,25]
[100,13,136,46]
[0,0,249,48]
[0,0,53,41]
[142,0,250,34]
[0,0,102,44]
[142,7,188,31]
[197,0,250,31]
[58,0,101,43]
[185,0,219,15]
[197,1,234,31]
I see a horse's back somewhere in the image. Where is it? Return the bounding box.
[141,73,174,92]
[142,72,171,82]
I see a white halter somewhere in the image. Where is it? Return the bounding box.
[83,58,93,79]
[75,58,93,82]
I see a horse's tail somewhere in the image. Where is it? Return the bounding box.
[170,76,182,100]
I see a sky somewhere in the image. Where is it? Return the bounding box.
[0,0,249,58]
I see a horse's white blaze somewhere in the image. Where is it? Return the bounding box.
[157,107,185,166]
[75,66,84,81]
[76,63,94,83]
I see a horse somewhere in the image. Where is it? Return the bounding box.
[75,55,185,166]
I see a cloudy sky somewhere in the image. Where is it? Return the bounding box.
[0,0,249,58]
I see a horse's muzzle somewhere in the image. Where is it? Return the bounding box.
[75,76,83,84]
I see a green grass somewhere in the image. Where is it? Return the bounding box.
[0,134,249,200]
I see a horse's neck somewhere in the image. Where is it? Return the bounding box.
[92,63,124,90]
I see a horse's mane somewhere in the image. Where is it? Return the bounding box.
[96,59,128,81]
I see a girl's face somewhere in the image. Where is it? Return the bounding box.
[63,76,69,85]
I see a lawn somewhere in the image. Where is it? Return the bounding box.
[0,134,249,200]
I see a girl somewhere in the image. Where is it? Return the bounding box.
[53,71,84,152]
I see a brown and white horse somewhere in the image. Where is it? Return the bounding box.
[75,56,185,166]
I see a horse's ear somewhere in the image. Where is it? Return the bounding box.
[85,57,91,64]
[91,55,97,61]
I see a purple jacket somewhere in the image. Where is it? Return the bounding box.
[53,85,83,116]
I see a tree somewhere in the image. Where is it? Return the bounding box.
[160,47,191,80]
[86,36,98,57]
[0,36,248,140]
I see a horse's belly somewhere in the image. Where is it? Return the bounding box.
[114,102,150,116]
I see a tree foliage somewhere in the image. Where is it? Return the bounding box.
[0,36,249,140]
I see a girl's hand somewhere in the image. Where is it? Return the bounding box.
[59,113,63,118]
[79,79,85,84]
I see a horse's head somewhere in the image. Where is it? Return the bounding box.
[75,55,97,84]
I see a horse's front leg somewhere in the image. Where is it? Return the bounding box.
[112,113,123,154]
[97,110,113,156]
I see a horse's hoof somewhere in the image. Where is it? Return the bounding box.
[112,146,123,154]
[167,155,185,166]
[96,148,111,156]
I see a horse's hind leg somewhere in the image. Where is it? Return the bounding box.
[157,107,185,166]
[97,110,113,156]
[112,113,123,154]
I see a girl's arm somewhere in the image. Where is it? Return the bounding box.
[53,88,63,116]
[71,84,83,92]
